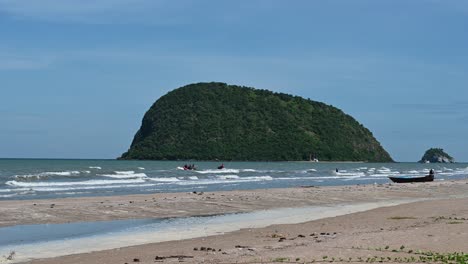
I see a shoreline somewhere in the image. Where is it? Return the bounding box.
[1,179,468,228]
[2,199,425,263]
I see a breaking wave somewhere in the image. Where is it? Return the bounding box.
[6,179,146,187]
[217,175,240,180]
[148,177,180,182]
[14,171,82,180]
[195,169,240,174]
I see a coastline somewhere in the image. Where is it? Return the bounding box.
[1,179,468,228]
[1,179,467,263]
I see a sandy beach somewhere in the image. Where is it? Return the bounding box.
[1,179,468,263]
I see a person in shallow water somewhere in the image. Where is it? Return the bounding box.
[183,164,195,170]
[218,164,224,169]
[429,169,434,176]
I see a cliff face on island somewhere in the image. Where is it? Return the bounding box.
[120,82,393,162]
[419,148,454,163]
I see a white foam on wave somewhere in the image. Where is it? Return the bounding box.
[99,173,147,179]
[14,171,81,180]
[0,188,32,193]
[89,166,101,170]
[195,169,240,174]
[298,169,317,174]
[0,193,17,198]
[243,176,273,180]
[242,169,257,172]
[368,174,395,178]
[59,171,80,175]
[276,177,310,180]
[376,169,392,173]
[138,167,145,170]
[148,177,180,182]
[174,175,273,186]
[6,179,146,187]
[438,167,468,177]
[217,175,240,180]
[115,171,136,175]
[313,175,362,180]
[188,176,199,180]
[335,172,365,177]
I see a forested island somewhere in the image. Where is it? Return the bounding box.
[120,82,393,162]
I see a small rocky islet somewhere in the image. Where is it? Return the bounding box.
[419,148,455,163]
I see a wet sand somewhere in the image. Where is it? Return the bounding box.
[1,179,467,263]
[1,180,467,228]
[22,197,468,264]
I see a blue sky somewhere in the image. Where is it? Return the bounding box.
[1,0,467,161]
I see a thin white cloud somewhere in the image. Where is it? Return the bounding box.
[0,0,274,25]
[0,56,50,70]
[0,0,181,24]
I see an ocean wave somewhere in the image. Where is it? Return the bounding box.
[243,176,273,181]
[188,176,199,180]
[0,188,32,193]
[368,174,395,178]
[89,166,102,169]
[14,171,82,180]
[312,175,362,180]
[148,177,180,182]
[195,169,240,174]
[0,194,17,198]
[99,173,147,179]
[138,167,145,170]
[276,177,310,180]
[6,178,146,187]
[115,171,136,175]
[217,175,240,180]
[174,175,273,186]
[335,172,366,177]
[241,169,257,172]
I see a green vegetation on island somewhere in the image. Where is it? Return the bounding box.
[419,148,454,163]
[120,82,393,162]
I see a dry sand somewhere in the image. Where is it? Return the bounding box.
[1,179,467,263]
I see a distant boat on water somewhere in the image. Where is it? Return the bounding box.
[309,154,319,162]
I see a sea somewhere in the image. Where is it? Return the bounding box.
[1,159,467,200]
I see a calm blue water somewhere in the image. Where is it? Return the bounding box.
[1,159,467,200]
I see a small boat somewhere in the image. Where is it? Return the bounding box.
[388,174,434,183]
